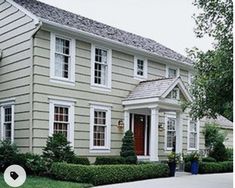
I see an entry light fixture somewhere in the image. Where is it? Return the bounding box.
[117,120,124,128]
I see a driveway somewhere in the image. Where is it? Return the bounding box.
[95,173,233,188]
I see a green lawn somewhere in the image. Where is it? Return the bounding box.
[0,174,92,188]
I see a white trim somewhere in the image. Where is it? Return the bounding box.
[0,98,15,104]
[88,101,113,108]
[50,32,76,86]
[41,19,194,70]
[0,100,15,143]
[90,44,112,91]
[89,104,111,152]
[161,77,193,102]
[134,56,148,80]
[164,114,176,151]
[166,65,180,78]
[150,107,159,161]
[6,0,40,25]
[187,119,200,151]
[122,97,159,106]
[49,98,75,147]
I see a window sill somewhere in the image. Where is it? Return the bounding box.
[50,77,75,86]
[134,75,147,81]
[90,84,111,92]
[89,148,111,153]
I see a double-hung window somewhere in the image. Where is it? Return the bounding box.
[166,117,176,150]
[134,57,147,79]
[90,104,111,152]
[188,121,198,150]
[0,100,14,143]
[50,33,75,85]
[166,67,179,78]
[91,45,112,90]
[49,99,75,146]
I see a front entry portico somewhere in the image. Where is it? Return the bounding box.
[122,77,192,161]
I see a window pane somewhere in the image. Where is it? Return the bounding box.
[54,123,68,138]
[168,68,177,78]
[137,59,144,76]
[56,38,70,55]
[93,125,105,146]
[167,118,176,148]
[94,48,108,85]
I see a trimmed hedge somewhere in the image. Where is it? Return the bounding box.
[202,157,216,162]
[199,161,233,174]
[68,156,90,165]
[185,161,233,174]
[51,162,169,185]
[95,156,126,165]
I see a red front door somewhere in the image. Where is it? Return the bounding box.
[134,115,145,155]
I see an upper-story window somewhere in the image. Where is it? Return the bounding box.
[0,100,14,143]
[91,45,112,91]
[166,66,179,78]
[134,57,147,79]
[50,33,75,85]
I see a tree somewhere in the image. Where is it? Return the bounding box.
[42,133,74,163]
[187,0,233,121]
[120,130,137,164]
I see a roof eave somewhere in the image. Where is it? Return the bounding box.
[40,18,194,70]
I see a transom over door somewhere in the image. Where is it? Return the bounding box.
[134,115,145,155]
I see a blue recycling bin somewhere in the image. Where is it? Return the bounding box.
[191,160,199,175]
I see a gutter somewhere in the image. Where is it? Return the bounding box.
[40,18,194,70]
[29,21,42,152]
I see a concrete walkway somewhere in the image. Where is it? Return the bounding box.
[95,173,233,188]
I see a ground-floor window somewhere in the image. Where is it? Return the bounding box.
[165,116,176,150]
[188,120,199,150]
[49,98,75,146]
[0,100,14,143]
[90,104,111,151]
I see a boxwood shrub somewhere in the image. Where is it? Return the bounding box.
[68,156,90,165]
[201,157,216,162]
[95,156,126,165]
[184,161,233,174]
[51,162,169,185]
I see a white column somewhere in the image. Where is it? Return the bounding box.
[150,107,159,161]
[176,111,183,154]
[124,110,130,132]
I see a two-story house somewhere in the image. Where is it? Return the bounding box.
[0,0,233,162]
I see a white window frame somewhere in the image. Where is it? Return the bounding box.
[166,65,180,78]
[89,103,111,153]
[188,72,194,85]
[0,99,15,143]
[49,98,75,147]
[165,114,176,151]
[187,120,200,151]
[50,33,76,86]
[90,44,112,92]
[134,56,148,80]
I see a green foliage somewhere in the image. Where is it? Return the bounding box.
[202,123,225,150]
[95,156,126,165]
[167,152,180,163]
[68,156,90,165]
[51,163,169,186]
[42,133,75,163]
[0,140,18,171]
[209,141,228,161]
[183,151,200,162]
[199,161,233,173]
[120,130,137,164]
[225,148,233,161]
[202,157,216,162]
[186,0,233,121]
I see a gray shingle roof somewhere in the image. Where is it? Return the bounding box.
[13,0,193,65]
[202,116,233,129]
[125,78,175,100]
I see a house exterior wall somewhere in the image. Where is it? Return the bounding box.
[0,0,37,152]
[223,128,233,148]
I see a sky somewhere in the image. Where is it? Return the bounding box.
[39,0,214,56]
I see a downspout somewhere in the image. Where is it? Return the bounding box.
[29,20,42,153]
